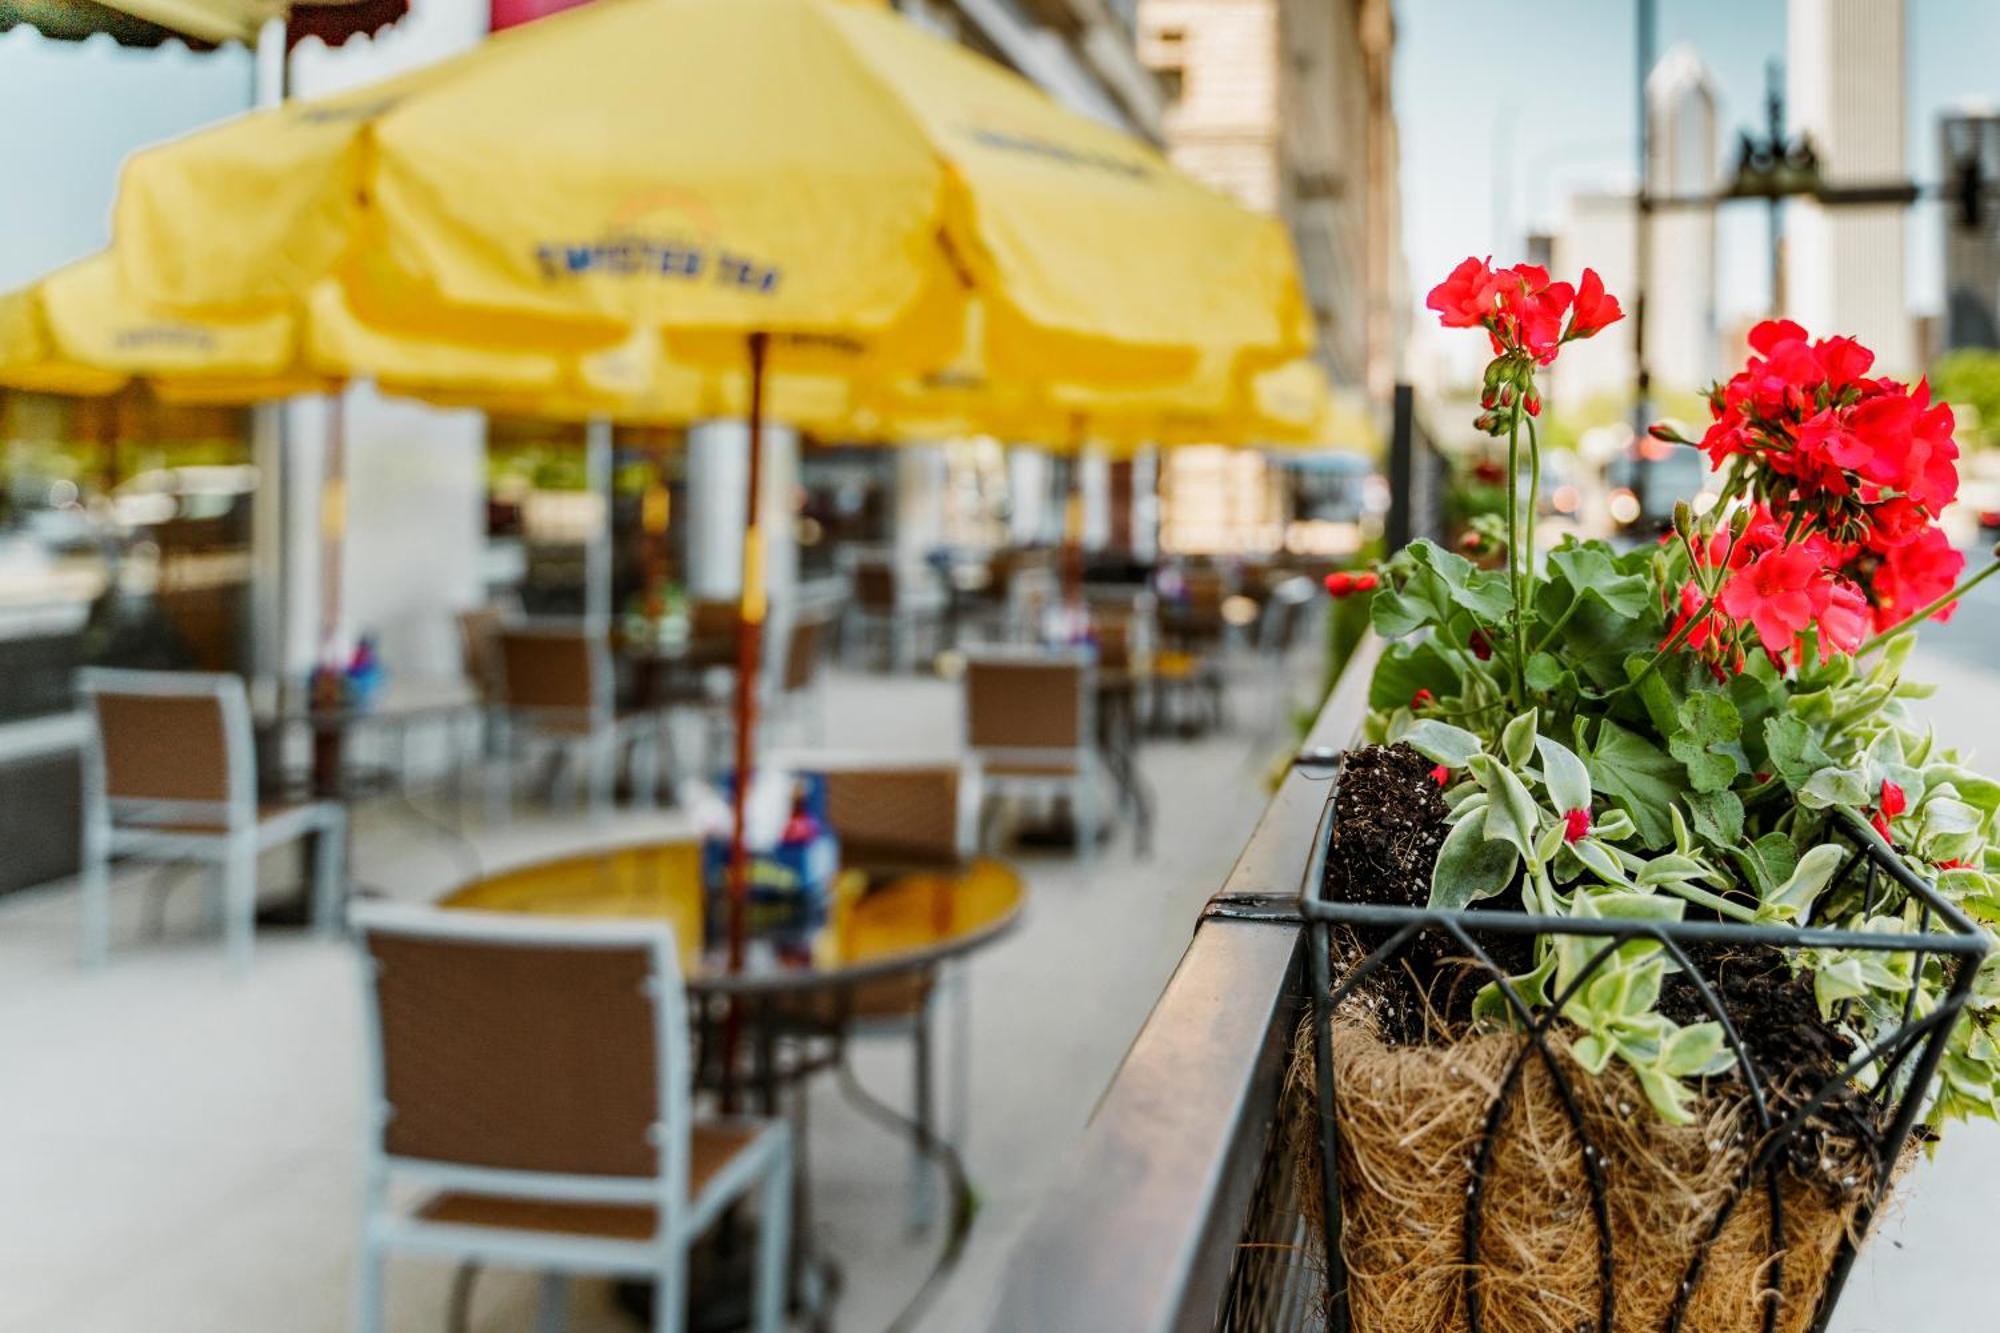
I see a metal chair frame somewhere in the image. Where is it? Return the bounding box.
[351,904,792,1333]
[76,667,346,973]
[962,646,1104,857]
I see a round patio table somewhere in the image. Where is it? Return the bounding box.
[437,840,1025,1331]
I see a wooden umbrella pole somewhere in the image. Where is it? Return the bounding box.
[720,331,770,1113]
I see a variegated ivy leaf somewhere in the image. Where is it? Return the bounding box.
[1798,766,1870,811]
[1470,753,1544,866]
[1919,792,1982,862]
[1593,808,1636,841]
[1402,718,1484,770]
[1660,1021,1733,1077]
[1535,735,1592,815]
[1756,843,1846,924]
[1502,709,1538,769]
[1637,853,1712,889]
[1669,804,1695,857]
[1567,836,1631,887]
[1428,812,1520,912]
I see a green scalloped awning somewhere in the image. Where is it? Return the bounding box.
[0,0,405,49]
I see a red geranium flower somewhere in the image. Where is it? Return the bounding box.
[1411,688,1435,711]
[1427,256,1503,329]
[1324,571,1353,597]
[1868,526,1964,630]
[1351,571,1379,593]
[1880,780,1908,820]
[1565,267,1623,339]
[1718,545,1823,654]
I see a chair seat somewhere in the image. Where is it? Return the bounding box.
[414,1121,765,1242]
[120,801,333,837]
[984,759,1081,778]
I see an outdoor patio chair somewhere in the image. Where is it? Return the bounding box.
[492,625,666,817]
[351,905,791,1333]
[962,647,1103,855]
[843,556,942,671]
[76,668,346,972]
[768,762,977,1232]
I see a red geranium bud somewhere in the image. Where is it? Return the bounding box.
[1430,764,1450,786]
[1460,531,1484,553]
[1939,858,1970,871]
[1469,628,1493,661]
[1351,571,1379,593]
[1870,811,1893,842]
[1324,571,1354,597]
[1647,423,1684,445]
[1525,391,1542,418]
[1879,780,1907,820]
[1563,808,1592,843]
[1411,688,1435,711]
[1754,771,1772,784]
[1480,390,1497,409]
[1498,385,1514,408]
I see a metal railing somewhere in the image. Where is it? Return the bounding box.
[984,637,1381,1332]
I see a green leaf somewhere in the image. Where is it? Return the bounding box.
[1402,719,1484,770]
[1548,542,1650,617]
[1429,814,1520,911]
[1685,789,1744,848]
[1413,541,1515,624]
[1736,832,1799,897]
[1586,720,1689,851]
[1502,709,1538,769]
[1536,736,1593,814]
[1367,639,1462,714]
[1765,714,1835,787]
[1668,692,1746,793]
[1526,651,1575,695]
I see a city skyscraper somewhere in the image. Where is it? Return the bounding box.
[1941,107,2000,351]
[1785,0,1915,372]
[1646,43,1720,395]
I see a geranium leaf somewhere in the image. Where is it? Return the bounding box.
[1668,692,1746,793]
[1685,789,1744,848]
[1549,542,1649,617]
[1585,720,1688,850]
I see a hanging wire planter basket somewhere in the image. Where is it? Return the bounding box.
[1296,761,1991,1333]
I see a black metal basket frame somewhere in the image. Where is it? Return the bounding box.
[1298,757,1992,1333]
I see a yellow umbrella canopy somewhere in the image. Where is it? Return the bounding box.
[113,0,1310,386]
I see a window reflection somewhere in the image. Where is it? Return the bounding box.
[0,391,254,724]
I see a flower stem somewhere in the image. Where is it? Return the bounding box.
[1856,556,2000,657]
[1659,878,1761,924]
[1504,400,1528,707]
[1613,595,1717,700]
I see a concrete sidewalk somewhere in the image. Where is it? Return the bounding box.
[0,662,1297,1333]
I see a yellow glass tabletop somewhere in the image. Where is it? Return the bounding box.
[439,840,1025,994]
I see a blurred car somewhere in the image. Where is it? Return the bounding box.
[1605,439,1715,536]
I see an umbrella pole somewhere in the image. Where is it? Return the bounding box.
[721,331,770,1111]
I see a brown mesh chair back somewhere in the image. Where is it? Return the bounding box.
[84,679,234,805]
[690,600,741,644]
[823,766,963,867]
[854,560,898,613]
[964,656,1086,753]
[361,915,670,1179]
[783,614,830,694]
[496,628,601,714]
[456,607,506,702]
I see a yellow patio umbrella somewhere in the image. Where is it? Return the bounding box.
[113,0,1308,383]
[109,0,1312,982]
